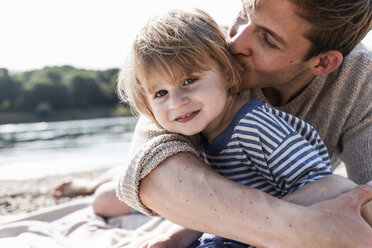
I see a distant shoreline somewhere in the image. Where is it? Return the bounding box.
[0,107,133,125]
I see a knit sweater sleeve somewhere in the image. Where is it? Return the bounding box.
[339,46,372,184]
[341,107,372,184]
[116,116,201,216]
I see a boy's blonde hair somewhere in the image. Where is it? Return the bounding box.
[117,9,241,123]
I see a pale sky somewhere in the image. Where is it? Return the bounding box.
[1,0,241,72]
[1,0,371,72]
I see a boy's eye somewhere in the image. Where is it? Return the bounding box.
[184,78,197,85]
[155,90,167,98]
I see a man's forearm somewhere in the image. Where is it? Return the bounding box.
[139,152,372,248]
[139,152,312,247]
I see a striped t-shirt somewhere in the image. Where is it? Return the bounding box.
[201,99,332,198]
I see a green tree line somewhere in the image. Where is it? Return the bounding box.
[0,66,127,117]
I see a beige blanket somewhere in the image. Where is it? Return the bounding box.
[0,165,347,247]
[0,198,173,248]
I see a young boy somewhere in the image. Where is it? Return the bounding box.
[117,8,368,248]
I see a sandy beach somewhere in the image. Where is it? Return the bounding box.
[0,169,107,216]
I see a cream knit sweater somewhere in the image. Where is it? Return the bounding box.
[117,43,372,216]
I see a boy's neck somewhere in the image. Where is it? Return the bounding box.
[202,95,246,144]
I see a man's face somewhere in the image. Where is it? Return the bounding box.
[229,0,315,90]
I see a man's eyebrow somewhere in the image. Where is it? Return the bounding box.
[257,24,288,47]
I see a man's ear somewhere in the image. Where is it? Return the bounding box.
[310,50,343,75]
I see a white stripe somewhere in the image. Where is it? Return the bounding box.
[219,147,242,153]
[232,128,259,140]
[214,166,254,174]
[231,141,262,151]
[208,160,243,166]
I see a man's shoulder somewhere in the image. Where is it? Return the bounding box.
[335,43,372,88]
[344,43,372,66]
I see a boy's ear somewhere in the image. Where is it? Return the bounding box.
[310,50,343,75]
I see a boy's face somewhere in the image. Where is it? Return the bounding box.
[145,62,230,138]
[229,0,316,90]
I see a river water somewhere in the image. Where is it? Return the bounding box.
[0,116,138,181]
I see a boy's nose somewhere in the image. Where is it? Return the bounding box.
[169,89,190,110]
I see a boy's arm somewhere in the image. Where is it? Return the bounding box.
[283,174,356,206]
[140,152,372,248]
[142,224,202,248]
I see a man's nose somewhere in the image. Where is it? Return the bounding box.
[228,19,253,57]
[169,89,190,110]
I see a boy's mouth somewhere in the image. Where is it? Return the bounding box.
[175,110,200,123]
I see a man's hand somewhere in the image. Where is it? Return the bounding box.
[307,184,372,248]
[361,180,372,228]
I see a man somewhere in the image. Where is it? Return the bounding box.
[117,0,372,243]
[123,0,372,246]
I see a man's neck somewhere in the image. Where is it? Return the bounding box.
[263,74,316,106]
